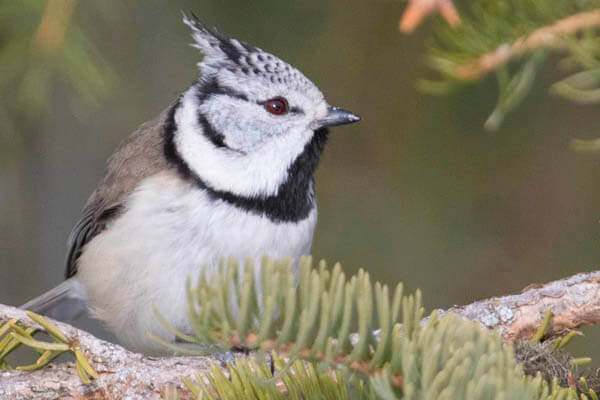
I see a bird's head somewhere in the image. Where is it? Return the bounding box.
[166,15,359,203]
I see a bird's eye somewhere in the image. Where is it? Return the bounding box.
[264,97,288,115]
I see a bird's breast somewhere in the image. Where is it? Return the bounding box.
[75,171,317,353]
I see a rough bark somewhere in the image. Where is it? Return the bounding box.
[0,305,227,400]
[436,270,600,342]
[2,270,600,398]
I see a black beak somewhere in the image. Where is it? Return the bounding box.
[316,106,360,128]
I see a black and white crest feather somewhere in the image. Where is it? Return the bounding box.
[183,13,256,65]
[183,14,314,93]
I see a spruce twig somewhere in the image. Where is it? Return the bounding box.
[0,303,226,398]
[454,10,600,80]
[0,311,97,383]
[183,258,600,398]
[399,0,461,33]
[3,262,600,398]
[411,0,600,132]
[187,257,410,389]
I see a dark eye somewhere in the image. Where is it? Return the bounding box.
[264,97,288,115]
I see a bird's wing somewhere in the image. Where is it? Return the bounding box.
[65,108,172,278]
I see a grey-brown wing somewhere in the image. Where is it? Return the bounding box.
[65,204,122,278]
[65,108,171,278]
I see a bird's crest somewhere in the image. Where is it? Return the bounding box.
[182,13,313,91]
[183,13,257,66]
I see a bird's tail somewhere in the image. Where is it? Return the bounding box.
[20,279,87,322]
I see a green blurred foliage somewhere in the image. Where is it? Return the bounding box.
[0,0,114,142]
[423,0,600,133]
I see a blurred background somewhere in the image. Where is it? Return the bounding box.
[2,0,600,363]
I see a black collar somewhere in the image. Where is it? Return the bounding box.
[162,98,328,223]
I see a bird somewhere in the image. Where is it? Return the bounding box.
[21,15,360,355]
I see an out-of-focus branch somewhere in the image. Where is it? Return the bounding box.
[454,10,600,80]
[571,138,600,153]
[0,305,227,400]
[437,270,600,343]
[35,0,76,53]
[399,0,461,33]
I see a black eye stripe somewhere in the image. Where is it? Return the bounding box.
[198,79,304,114]
[197,112,227,148]
[197,79,248,103]
[213,85,249,102]
[216,90,305,115]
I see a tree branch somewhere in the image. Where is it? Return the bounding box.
[454,10,600,80]
[0,305,229,400]
[437,270,600,342]
[399,0,461,33]
[1,270,600,398]
[35,0,76,53]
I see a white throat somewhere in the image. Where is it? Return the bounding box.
[174,87,315,197]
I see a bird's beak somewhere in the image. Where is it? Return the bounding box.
[314,106,360,128]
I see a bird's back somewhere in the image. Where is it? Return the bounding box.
[66,108,173,278]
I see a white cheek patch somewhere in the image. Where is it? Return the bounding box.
[199,98,268,151]
[199,96,308,152]
[175,87,315,197]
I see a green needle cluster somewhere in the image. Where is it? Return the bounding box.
[0,311,98,384]
[421,0,600,132]
[176,257,595,399]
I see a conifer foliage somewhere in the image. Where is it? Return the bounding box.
[419,0,600,136]
[179,258,596,399]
